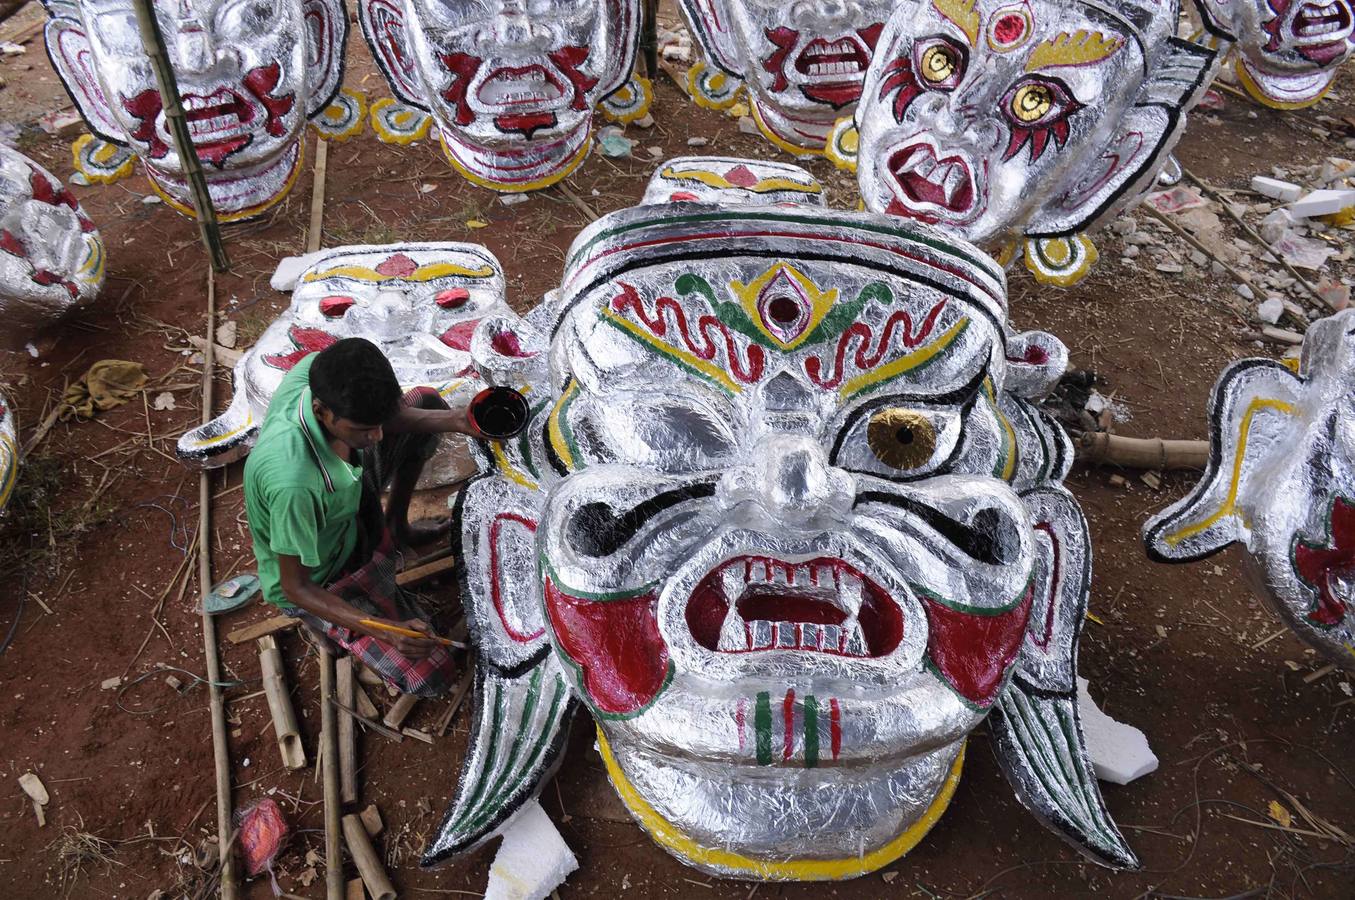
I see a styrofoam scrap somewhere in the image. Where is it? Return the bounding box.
[1076,677,1158,785]
[1290,189,1355,218]
[483,800,578,900]
[269,250,329,292]
[1250,176,1302,203]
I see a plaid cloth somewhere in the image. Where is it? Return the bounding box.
[289,385,458,698]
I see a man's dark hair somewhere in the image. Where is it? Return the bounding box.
[309,338,402,425]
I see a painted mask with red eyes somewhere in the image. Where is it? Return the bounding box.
[0,144,104,350]
[423,159,1139,878]
[850,0,1217,284]
[358,0,647,191]
[178,243,510,477]
[1195,0,1355,108]
[679,0,896,152]
[43,0,358,221]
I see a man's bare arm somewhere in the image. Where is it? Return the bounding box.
[384,402,477,436]
[277,554,440,657]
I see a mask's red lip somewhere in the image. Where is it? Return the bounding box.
[1289,1,1354,63]
[794,36,870,107]
[889,143,976,214]
[685,556,904,658]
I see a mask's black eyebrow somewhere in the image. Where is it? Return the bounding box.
[829,364,989,463]
[567,482,718,557]
[853,492,1017,566]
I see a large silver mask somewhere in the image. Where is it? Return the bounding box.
[0,144,104,351]
[842,0,1218,286]
[0,393,15,513]
[358,0,649,191]
[425,159,1137,878]
[43,0,363,221]
[177,243,507,486]
[678,0,897,153]
[1145,309,1355,672]
[1194,0,1355,108]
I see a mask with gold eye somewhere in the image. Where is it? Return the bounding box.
[833,404,962,480]
[914,37,966,91]
[999,76,1083,162]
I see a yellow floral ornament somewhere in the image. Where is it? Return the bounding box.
[71,134,136,185]
[687,61,743,111]
[600,75,654,124]
[312,89,368,141]
[1022,234,1098,287]
[825,118,859,173]
[370,97,432,145]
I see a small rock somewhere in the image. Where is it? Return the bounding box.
[633,113,655,129]
[1140,471,1162,490]
[419,183,436,193]
[141,195,161,205]
[737,116,759,135]
[1110,217,1137,236]
[1123,245,1140,258]
[647,146,663,159]
[498,193,528,206]
[1256,296,1284,324]
[152,392,177,411]
[1155,262,1184,274]
[1123,232,1154,246]
[686,137,709,147]
[216,320,237,349]
[1108,474,1127,489]
[1189,250,1208,267]
[1236,283,1255,300]
[1211,261,1227,276]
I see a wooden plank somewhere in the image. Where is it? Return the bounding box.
[227,615,298,644]
[395,553,458,587]
[336,656,358,804]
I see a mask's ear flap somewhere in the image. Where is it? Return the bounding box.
[989,486,1139,869]
[825,117,859,173]
[43,14,127,144]
[1143,359,1304,562]
[301,0,349,119]
[357,0,430,110]
[678,0,744,74]
[1028,38,1218,237]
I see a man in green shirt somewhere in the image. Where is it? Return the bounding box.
[245,337,508,696]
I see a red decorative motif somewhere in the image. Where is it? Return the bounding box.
[923,582,1033,707]
[1292,497,1355,627]
[544,577,669,715]
[762,26,798,93]
[879,55,923,124]
[803,299,947,389]
[438,52,483,126]
[609,283,766,385]
[438,318,482,351]
[547,46,599,112]
[262,325,338,370]
[375,253,418,277]
[489,513,545,643]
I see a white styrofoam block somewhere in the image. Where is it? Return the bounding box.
[1250,176,1302,202]
[1290,189,1355,218]
[269,250,329,292]
[1076,677,1159,785]
[484,800,579,900]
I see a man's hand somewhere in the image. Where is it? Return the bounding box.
[363,617,442,659]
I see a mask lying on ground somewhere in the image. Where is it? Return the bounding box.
[0,393,15,512]
[358,0,650,192]
[678,0,897,154]
[43,0,364,221]
[424,157,1138,879]
[1193,0,1355,109]
[836,0,1219,286]
[177,242,508,489]
[0,144,104,351]
[1145,309,1355,672]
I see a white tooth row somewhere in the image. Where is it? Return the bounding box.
[717,615,868,655]
[188,115,240,135]
[727,559,858,590]
[1296,18,1347,35]
[898,152,968,204]
[183,92,230,112]
[808,61,861,76]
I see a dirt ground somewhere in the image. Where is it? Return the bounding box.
[1,3,1353,898]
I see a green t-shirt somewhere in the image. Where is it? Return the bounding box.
[244,354,363,609]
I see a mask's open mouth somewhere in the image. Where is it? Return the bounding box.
[889,143,975,214]
[685,556,903,658]
[794,37,870,106]
[478,65,566,108]
[1289,1,1354,63]
[181,87,255,162]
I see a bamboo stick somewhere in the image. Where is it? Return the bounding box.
[337,656,358,804]
[307,138,329,254]
[1075,432,1209,470]
[382,693,419,731]
[342,814,397,900]
[258,635,307,770]
[321,646,344,900]
[196,269,237,898]
[128,0,229,271]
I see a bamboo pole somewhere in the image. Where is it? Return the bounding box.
[258,635,307,769]
[321,646,344,899]
[382,693,419,731]
[196,270,237,898]
[307,138,329,254]
[641,0,660,77]
[336,655,358,804]
[127,0,229,272]
[342,814,397,900]
[1075,432,1209,470]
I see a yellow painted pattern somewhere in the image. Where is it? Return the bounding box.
[730,262,838,350]
[824,118,859,173]
[370,97,432,145]
[547,379,581,470]
[187,412,255,448]
[931,0,980,44]
[598,727,965,880]
[660,166,821,195]
[77,234,105,285]
[687,62,743,110]
[749,102,822,158]
[984,379,1018,482]
[492,441,539,491]
[71,134,136,185]
[602,76,655,124]
[438,128,592,193]
[602,309,743,394]
[301,260,495,284]
[840,318,970,401]
[313,89,367,142]
[1026,31,1124,72]
[0,433,17,510]
[1164,397,1297,546]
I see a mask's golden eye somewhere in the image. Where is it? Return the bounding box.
[920,44,959,84]
[867,409,938,470]
[1011,82,1053,123]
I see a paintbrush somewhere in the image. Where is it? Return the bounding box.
[357,618,466,649]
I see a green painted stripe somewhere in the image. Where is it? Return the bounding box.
[803,695,819,769]
[601,315,740,397]
[449,676,505,831]
[754,692,772,765]
[460,667,544,829]
[910,572,1033,616]
[542,558,660,602]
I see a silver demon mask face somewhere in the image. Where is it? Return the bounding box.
[178,243,507,476]
[0,145,104,351]
[426,159,1137,879]
[679,0,896,151]
[1195,0,1355,107]
[1146,309,1355,672]
[849,0,1216,285]
[0,394,15,513]
[359,0,646,191]
[43,0,356,220]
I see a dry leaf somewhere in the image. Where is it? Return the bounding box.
[18,773,48,805]
[1268,800,1293,828]
[466,219,489,229]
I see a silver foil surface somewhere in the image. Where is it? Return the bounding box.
[0,392,15,512]
[426,157,1138,878]
[1145,309,1355,672]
